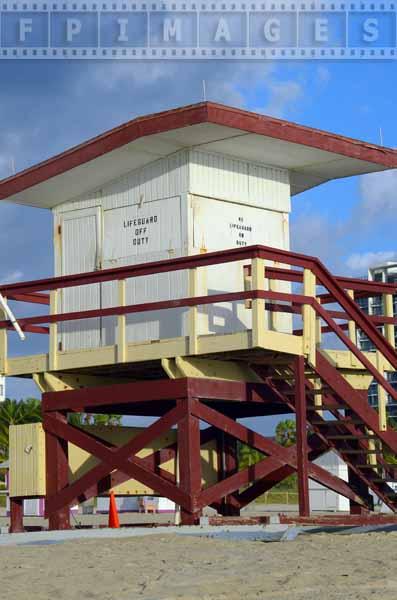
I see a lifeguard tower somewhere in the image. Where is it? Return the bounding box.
[2,102,397,531]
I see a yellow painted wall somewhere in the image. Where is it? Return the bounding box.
[9,423,219,498]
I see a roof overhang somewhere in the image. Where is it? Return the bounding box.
[1,102,396,209]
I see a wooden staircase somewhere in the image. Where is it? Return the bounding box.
[259,350,397,512]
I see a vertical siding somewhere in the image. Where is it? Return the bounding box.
[101,195,188,345]
[248,162,290,211]
[9,423,46,497]
[52,147,292,351]
[53,150,189,215]
[189,150,249,204]
[189,149,290,212]
[60,208,101,351]
[190,195,291,336]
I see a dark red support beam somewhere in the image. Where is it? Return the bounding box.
[177,398,202,525]
[43,404,189,516]
[7,292,50,305]
[193,401,366,507]
[295,356,310,517]
[9,497,24,533]
[219,428,241,516]
[44,411,71,531]
[236,433,328,509]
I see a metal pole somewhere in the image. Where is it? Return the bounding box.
[0,292,25,341]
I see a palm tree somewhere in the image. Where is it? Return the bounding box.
[275,419,296,448]
[0,398,42,459]
[238,443,264,469]
[0,397,122,459]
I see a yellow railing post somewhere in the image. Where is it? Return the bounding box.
[0,299,8,375]
[376,350,387,432]
[243,264,252,309]
[269,261,279,332]
[303,268,316,366]
[384,293,395,347]
[117,279,127,363]
[49,290,58,371]
[347,289,360,368]
[367,431,377,466]
[252,257,265,348]
[314,291,323,413]
[189,268,198,355]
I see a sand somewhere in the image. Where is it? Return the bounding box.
[1,531,397,599]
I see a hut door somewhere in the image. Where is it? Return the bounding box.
[60,207,102,351]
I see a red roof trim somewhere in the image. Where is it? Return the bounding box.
[1,101,396,201]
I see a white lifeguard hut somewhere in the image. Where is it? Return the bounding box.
[0,102,392,358]
[2,103,397,532]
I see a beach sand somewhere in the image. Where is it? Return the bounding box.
[1,531,397,599]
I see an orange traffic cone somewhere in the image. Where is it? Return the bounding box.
[108,491,120,529]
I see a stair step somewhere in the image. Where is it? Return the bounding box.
[283,388,334,397]
[342,449,382,455]
[307,405,345,411]
[311,419,363,426]
[327,435,376,440]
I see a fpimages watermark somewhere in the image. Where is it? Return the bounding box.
[0,2,396,59]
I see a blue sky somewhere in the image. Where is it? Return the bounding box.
[1,58,397,408]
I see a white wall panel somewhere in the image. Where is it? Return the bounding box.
[102,196,188,344]
[189,149,290,212]
[60,207,102,351]
[191,196,291,335]
[54,150,189,216]
[53,147,292,351]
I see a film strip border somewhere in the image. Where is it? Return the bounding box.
[0,2,396,59]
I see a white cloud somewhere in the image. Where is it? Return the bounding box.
[356,169,397,227]
[0,270,24,285]
[90,62,180,92]
[316,66,331,85]
[290,209,344,265]
[346,251,397,273]
[253,79,303,118]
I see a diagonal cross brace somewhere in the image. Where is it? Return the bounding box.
[314,351,397,454]
[87,425,219,503]
[193,402,366,507]
[235,434,329,509]
[43,404,190,516]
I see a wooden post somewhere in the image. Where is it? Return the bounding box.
[9,496,24,533]
[219,429,240,517]
[347,290,359,368]
[44,411,71,530]
[302,269,316,366]
[314,290,323,413]
[188,268,198,355]
[348,467,372,515]
[49,290,58,371]
[295,355,310,517]
[376,351,387,432]
[252,257,265,347]
[347,395,373,515]
[177,397,202,525]
[269,261,279,332]
[384,293,395,347]
[0,299,7,376]
[117,279,127,363]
